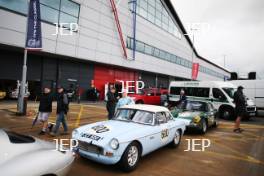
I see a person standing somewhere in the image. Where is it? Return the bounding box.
[179,89,187,102]
[50,86,69,136]
[116,89,135,109]
[233,86,246,133]
[38,87,53,135]
[106,87,117,120]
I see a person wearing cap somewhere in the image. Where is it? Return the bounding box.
[233,86,246,133]
[37,87,53,135]
[50,86,69,136]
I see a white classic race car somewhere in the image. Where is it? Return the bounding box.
[0,129,75,176]
[72,104,186,172]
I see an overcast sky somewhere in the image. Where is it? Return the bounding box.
[172,0,264,79]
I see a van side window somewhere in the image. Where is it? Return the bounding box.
[213,88,226,101]
[170,87,209,98]
[195,88,210,97]
[170,87,183,95]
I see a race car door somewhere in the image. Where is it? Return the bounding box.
[155,112,173,145]
[143,112,171,154]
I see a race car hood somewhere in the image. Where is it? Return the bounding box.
[177,111,202,120]
[74,120,145,145]
[0,130,56,166]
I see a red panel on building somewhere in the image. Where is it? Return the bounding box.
[94,65,138,100]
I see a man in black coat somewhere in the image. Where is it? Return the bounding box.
[233,86,246,133]
[179,89,187,102]
[106,87,118,120]
[50,86,69,136]
[38,87,53,135]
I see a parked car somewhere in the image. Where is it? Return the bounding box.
[171,100,218,134]
[72,104,185,172]
[8,88,30,99]
[129,88,168,105]
[0,90,6,99]
[0,129,75,176]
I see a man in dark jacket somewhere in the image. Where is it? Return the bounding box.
[179,89,187,102]
[50,86,69,136]
[233,86,246,133]
[106,87,118,120]
[38,87,53,135]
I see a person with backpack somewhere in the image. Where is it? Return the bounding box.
[50,86,69,136]
[233,86,246,133]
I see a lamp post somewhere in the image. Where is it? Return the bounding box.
[18,0,42,115]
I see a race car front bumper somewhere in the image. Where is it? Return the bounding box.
[77,148,121,165]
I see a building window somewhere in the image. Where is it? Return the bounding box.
[0,0,80,27]
[129,0,182,39]
[40,0,80,27]
[0,0,28,14]
[40,3,59,24]
[127,37,225,79]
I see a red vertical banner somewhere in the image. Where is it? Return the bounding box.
[192,63,200,80]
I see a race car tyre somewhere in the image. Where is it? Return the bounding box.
[119,142,141,172]
[200,119,207,134]
[169,129,181,148]
[212,117,218,128]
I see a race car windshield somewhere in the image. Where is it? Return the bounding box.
[177,101,206,112]
[222,87,235,99]
[114,109,154,125]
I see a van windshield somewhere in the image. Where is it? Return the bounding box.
[222,88,235,99]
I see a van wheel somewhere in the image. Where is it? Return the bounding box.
[119,142,140,172]
[220,108,234,120]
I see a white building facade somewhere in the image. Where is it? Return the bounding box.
[0,0,230,99]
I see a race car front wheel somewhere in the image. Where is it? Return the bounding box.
[119,142,141,172]
[169,129,181,148]
[200,119,207,134]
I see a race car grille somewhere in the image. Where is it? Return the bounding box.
[78,140,103,154]
[246,107,256,112]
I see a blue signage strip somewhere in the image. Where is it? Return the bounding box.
[25,0,42,50]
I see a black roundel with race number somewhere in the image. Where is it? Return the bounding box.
[91,125,110,133]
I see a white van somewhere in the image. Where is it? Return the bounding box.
[168,81,257,119]
[229,80,264,111]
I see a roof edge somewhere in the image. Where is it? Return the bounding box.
[164,0,230,73]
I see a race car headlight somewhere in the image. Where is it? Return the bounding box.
[193,116,201,123]
[109,138,119,150]
[72,129,79,138]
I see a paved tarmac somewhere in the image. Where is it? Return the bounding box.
[0,101,263,176]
